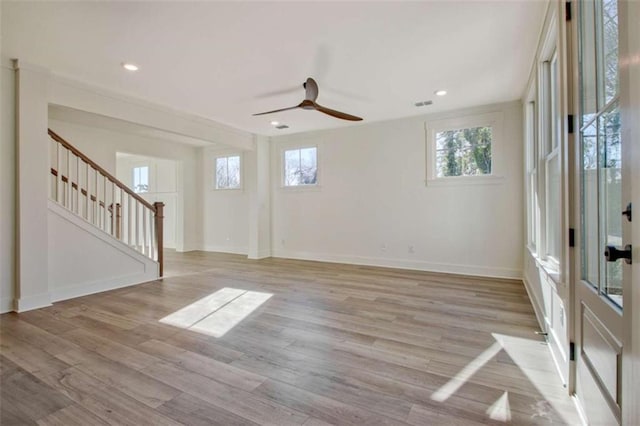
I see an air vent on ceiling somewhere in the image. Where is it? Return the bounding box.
[275,124,289,129]
[414,100,433,107]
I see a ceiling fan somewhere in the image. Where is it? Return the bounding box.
[253,78,363,121]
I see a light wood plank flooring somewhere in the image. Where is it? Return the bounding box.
[0,251,581,425]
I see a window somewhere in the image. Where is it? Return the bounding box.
[283,147,317,186]
[132,166,149,193]
[579,0,622,306]
[425,112,502,184]
[525,100,539,251]
[434,126,492,177]
[215,155,241,189]
[522,16,565,275]
[543,53,562,265]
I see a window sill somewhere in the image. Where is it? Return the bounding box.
[211,187,243,192]
[279,184,322,192]
[530,251,563,287]
[425,175,505,187]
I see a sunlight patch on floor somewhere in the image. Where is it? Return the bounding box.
[432,331,575,424]
[159,287,273,337]
[492,333,565,423]
[486,391,512,422]
[431,341,503,402]
[191,291,273,337]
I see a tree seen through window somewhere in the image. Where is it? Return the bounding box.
[216,156,241,189]
[284,147,317,186]
[435,126,492,177]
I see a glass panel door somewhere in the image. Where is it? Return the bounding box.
[579,0,622,308]
[575,0,628,423]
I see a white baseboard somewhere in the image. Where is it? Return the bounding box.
[522,275,546,331]
[0,298,15,313]
[523,273,568,387]
[176,243,201,253]
[201,245,249,256]
[248,249,272,260]
[51,271,157,303]
[272,249,522,279]
[16,292,52,312]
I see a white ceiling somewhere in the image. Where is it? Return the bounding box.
[2,1,546,136]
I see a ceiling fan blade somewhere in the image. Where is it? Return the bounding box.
[304,78,319,101]
[313,103,363,121]
[254,86,300,99]
[252,105,301,116]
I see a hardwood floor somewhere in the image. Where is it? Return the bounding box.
[0,251,581,425]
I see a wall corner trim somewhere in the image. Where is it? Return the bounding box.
[15,293,52,313]
[248,250,272,260]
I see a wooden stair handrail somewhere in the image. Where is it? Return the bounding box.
[49,128,165,277]
[51,168,104,207]
[48,129,156,212]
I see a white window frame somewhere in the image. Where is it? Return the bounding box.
[541,50,562,269]
[281,145,319,188]
[530,9,562,275]
[213,153,243,191]
[525,97,539,253]
[425,112,504,186]
[132,163,150,194]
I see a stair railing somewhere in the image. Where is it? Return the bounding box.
[48,129,164,276]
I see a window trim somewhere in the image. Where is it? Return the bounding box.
[424,112,504,186]
[213,153,243,191]
[280,145,319,189]
[525,98,539,253]
[541,49,562,269]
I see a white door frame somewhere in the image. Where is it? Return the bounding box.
[619,1,639,424]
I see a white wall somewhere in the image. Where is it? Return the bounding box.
[48,201,157,302]
[48,118,202,252]
[247,135,272,259]
[200,146,250,254]
[270,101,524,279]
[0,59,16,312]
[15,61,51,312]
[116,155,180,249]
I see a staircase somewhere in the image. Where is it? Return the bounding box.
[48,129,165,276]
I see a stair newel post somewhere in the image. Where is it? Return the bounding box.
[66,148,72,209]
[153,202,165,277]
[56,142,62,203]
[115,202,122,240]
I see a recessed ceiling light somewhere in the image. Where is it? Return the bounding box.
[435,90,447,96]
[122,63,139,72]
[270,121,279,126]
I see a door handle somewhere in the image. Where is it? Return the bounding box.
[622,202,632,222]
[604,245,632,264]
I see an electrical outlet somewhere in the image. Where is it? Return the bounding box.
[380,243,387,252]
[281,239,285,246]
[408,245,415,254]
